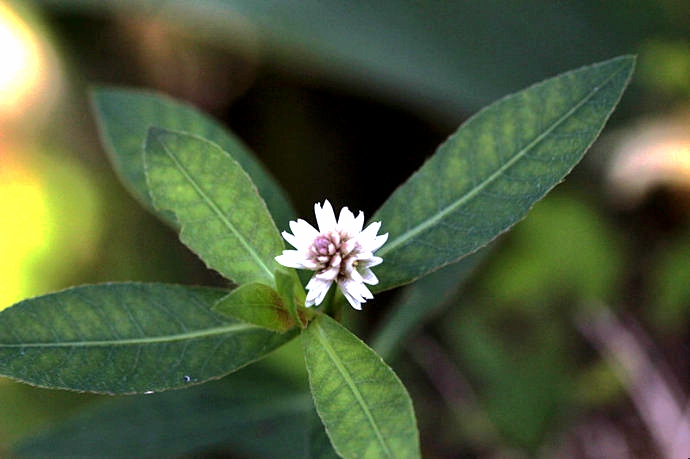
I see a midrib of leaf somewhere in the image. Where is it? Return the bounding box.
[158,138,274,281]
[0,323,257,348]
[313,321,393,458]
[378,67,624,257]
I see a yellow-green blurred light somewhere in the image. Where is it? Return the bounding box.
[0,149,104,311]
[0,162,51,309]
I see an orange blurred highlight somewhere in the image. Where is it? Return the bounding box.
[607,111,690,206]
[0,1,60,125]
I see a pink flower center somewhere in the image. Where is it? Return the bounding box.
[309,231,357,277]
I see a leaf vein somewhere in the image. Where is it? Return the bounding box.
[313,321,393,458]
[156,137,274,281]
[0,323,257,348]
[379,67,625,257]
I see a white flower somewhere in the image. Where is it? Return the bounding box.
[275,200,388,310]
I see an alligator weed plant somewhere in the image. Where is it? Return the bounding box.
[1,56,634,458]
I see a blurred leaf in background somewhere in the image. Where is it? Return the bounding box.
[444,305,574,452]
[209,0,637,116]
[649,229,690,333]
[13,364,313,458]
[0,379,100,450]
[477,191,627,305]
[430,190,628,450]
[638,39,690,101]
[30,0,682,119]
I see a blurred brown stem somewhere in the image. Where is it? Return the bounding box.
[576,305,690,458]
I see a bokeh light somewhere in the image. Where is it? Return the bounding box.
[0,143,104,311]
[0,152,50,309]
[607,112,690,206]
[0,1,60,125]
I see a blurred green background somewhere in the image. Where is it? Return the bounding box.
[1,0,689,457]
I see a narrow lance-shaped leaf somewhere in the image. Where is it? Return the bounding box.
[303,315,420,459]
[373,55,635,291]
[0,283,296,394]
[14,366,313,459]
[213,283,295,332]
[91,87,296,229]
[145,128,283,286]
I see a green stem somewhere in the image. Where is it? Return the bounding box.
[319,286,341,320]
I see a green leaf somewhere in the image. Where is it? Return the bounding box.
[445,304,572,450]
[144,127,283,286]
[0,283,296,394]
[91,87,295,229]
[308,405,341,459]
[275,267,308,328]
[373,55,635,291]
[13,366,313,458]
[303,315,420,459]
[213,283,295,332]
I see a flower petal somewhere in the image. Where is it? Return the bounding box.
[316,266,339,281]
[352,211,365,234]
[315,200,337,233]
[371,234,389,253]
[275,251,317,269]
[359,267,379,285]
[277,199,388,310]
[342,290,363,310]
[306,276,332,306]
[360,255,383,268]
[337,206,355,230]
[289,219,319,243]
[359,222,388,252]
[338,281,364,309]
[349,267,364,284]
[339,278,373,304]
[281,231,301,250]
[342,238,357,255]
[358,220,381,241]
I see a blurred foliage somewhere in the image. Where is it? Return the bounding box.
[478,191,627,305]
[13,363,313,459]
[31,0,687,119]
[434,190,626,451]
[1,0,689,456]
[0,378,100,447]
[638,39,690,100]
[649,227,690,333]
[445,306,573,451]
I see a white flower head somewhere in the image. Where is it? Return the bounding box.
[275,200,388,310]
